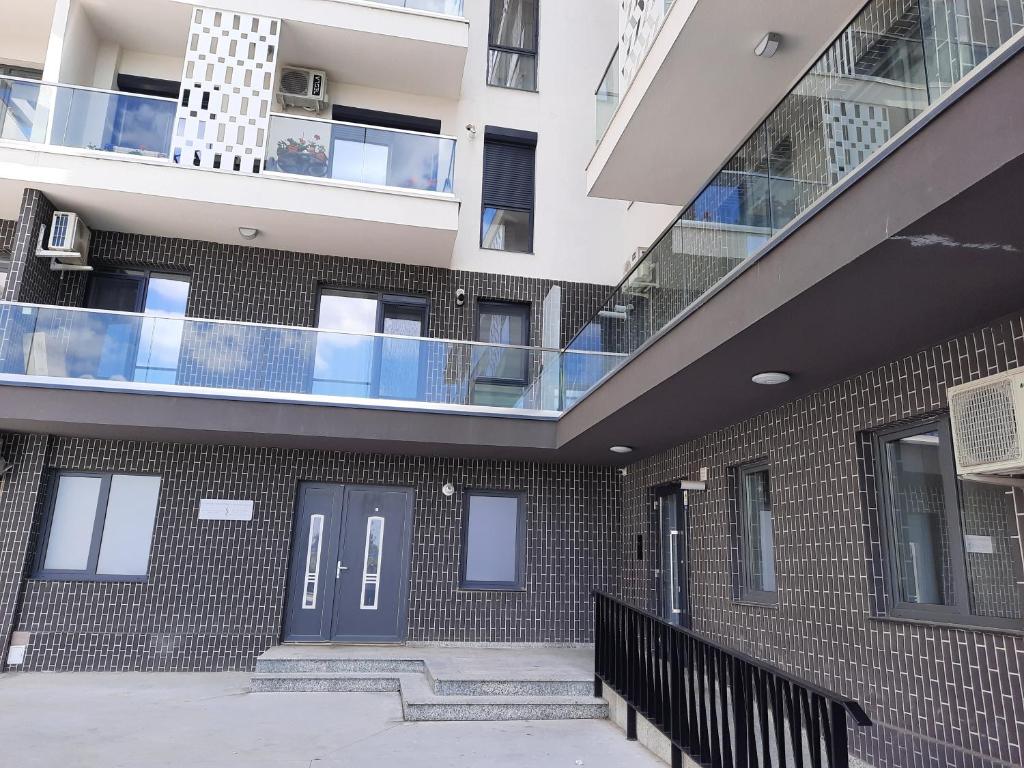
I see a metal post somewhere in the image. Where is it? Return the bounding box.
[626,705,637,741]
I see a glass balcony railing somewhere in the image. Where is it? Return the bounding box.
[0,303,623,413]
[0,76,459,197]
[0,76,176,158]
[371,0,465,15]
[595,47,619,141]
[265,114,456,194]
[570,0,1024,399]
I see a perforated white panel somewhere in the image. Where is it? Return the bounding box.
[620,0,670,89]
[823,98,891,180]
[172,7,280,175]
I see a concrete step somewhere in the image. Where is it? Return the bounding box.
[254,657,425,675]
[249,672,403,693]
[429,677,594,697]
[398,673,608,722]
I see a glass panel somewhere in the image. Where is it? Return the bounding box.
[379,310,424,400]
[373,0,464,14]
[487,50,538,91]
[302,514,325,610]
[481,207,531,252]
[884,431,954,605]
[266,115,456,193]
[596,49,620,140]
[0,77,44,142]
[959,480,1024,619]
[96,475,160,576]
[51,87,175,157]
[669,531,680,613]
[489,0,537,49]
[360,516,385,610]
[741,469,776,593]
[136,274,189,384]
[43,476,102,571]
[314,292,378,397]
[464,494,520,585]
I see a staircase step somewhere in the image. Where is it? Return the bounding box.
[250,672,403,693]
[430,678,594,697]
[254,658,425,675]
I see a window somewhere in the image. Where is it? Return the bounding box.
[82,270,190,383]
[876,419,1024,629]
[37,473,161,581]
[481,127,536,253]
[736,462,777,603]
[313,288,427,400]
[487,0,538,91]
[471,300,530,407]
[461,491,525,590]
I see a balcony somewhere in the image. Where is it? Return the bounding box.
[587,0,868,204]
[0,302,623,458]
[0,76,460,266]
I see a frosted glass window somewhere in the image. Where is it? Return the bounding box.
[96,475,160,576]
[43,476,102,571]
[462,493,522,588]
[40,472,161,579]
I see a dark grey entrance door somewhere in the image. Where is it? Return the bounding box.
[283,484,413,643]
[657,486,691,628]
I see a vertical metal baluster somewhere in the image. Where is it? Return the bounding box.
[708,647,722,768]
[758,669,771,767]
[774,676,786,768]
[829,701,850,768]
[790,685,805,768]
[808,695,822,768]
[719,650,733,768]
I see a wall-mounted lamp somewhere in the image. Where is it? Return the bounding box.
[442,482,456,497]
[238,227,259,241]
[755,32,782,58]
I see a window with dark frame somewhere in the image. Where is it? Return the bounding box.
[460,491,525,590]
[36,472,161,581]
[487,0,538,91]
[736,462,777,603]
[471,300,530,407]
[875,418,1024,629]
[481,127,536,254]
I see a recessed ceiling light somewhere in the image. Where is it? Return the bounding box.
[610,445,634,454]
[238,227,259,240]
[752,371,791,385]
[755,32,782,58]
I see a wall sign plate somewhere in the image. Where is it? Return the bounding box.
[199,499,254,521]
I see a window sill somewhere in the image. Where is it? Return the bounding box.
[732,597,779,610]
[458,585,527,593]
[479,245,535,256]
[868,613,1024,638]
[31,574,149,584]
[484,82,539,94]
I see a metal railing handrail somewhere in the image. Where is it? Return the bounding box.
[594,590,872,724]
[0,74,180,104]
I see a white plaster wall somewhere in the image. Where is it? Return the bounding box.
[0,0,55,69]
[118,50,186,82]
[57,0,100,86]
[275,0,629,285]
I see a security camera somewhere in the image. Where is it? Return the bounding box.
[455,288,467,307]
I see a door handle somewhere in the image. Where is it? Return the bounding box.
[337,562,349,578]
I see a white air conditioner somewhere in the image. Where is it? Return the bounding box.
[35,211,92,271]
[276,66,328,112]
[948,367,1024,476]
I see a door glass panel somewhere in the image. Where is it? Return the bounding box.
[741,468,776,593]
[302,514,325,610]
[96,475,160,576]
[332,139,389,186]
[136,274,189,384]
[43,476,102,571]
[884,431,953,605]
[314,291,378,397]
[669,530,680,613]
[360,516,385,610]
[378,308,425,400]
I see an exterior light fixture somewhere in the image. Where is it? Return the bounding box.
[610,446,634,455]
[751,371,791,385]
[441,482,456,497]
[238,227,259,240]
[755,32,782,58]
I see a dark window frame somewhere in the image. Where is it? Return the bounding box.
[733,460,779,605]
[486,0,540,92]
[480,128,537,254]
[459,489,527,591]
[874,416,1024,633]
[84,268,192,315]
[473,299,531,386]
[34,470,161,583]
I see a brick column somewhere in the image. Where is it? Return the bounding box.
[0,433,49,671]
[3,188,61,304]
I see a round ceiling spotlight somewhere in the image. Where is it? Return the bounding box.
[610,445,634,455]
[751,371,791,386]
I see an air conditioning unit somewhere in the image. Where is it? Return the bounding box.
[948,367,1024,476]
[623,246,658,292]
[276,66,328,112]
[35,211,92,271]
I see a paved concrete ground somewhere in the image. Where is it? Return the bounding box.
[0,672,664,768]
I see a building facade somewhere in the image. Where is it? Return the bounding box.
[1,1,1024,767]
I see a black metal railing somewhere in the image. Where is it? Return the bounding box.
[594,592,872,768]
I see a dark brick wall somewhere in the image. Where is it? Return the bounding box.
[3,189,60,304]
[10,438,621,671]
[615,313,1024,768]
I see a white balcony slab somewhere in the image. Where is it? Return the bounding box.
[587,0,865,205]
[0,144,460,267]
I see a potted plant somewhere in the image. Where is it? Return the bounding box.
[275,133,328,177]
